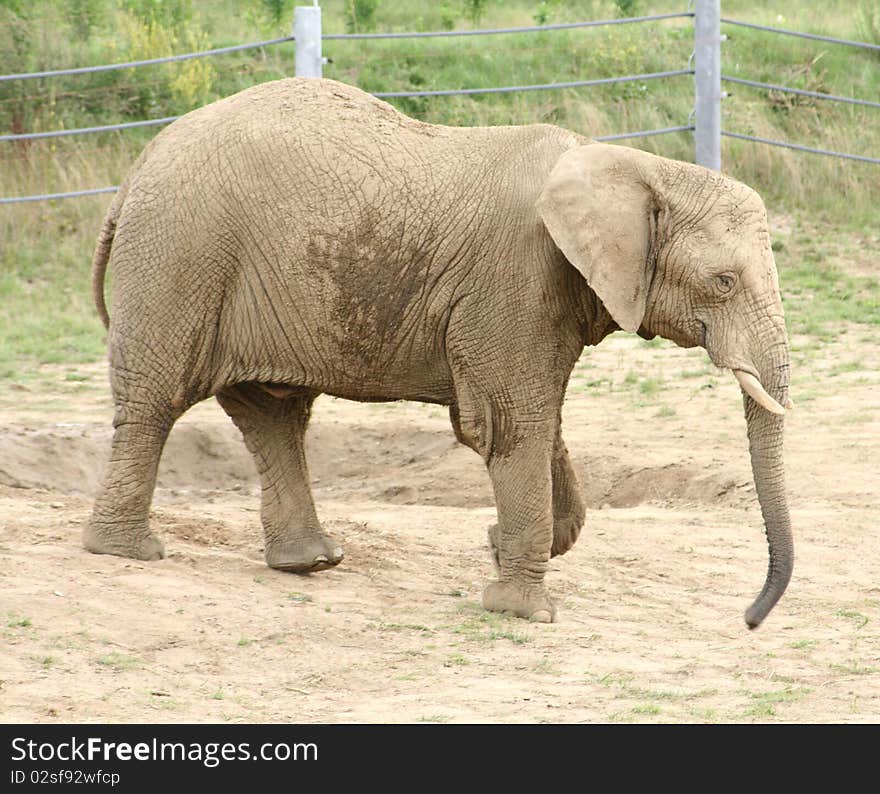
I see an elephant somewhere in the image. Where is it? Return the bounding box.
[85,77,793,628]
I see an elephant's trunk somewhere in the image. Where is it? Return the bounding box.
[741,339,793,629]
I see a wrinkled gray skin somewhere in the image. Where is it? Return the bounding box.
[86,78,793,627]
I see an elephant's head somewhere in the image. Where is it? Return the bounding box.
[536,142,793,628]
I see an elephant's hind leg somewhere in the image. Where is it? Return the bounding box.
[216,383,343,573]
[84,411,172,561]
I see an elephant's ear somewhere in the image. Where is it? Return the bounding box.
[536,143,661,334]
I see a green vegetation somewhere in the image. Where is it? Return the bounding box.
[377,621,435,633]
[835,608,869,629]
[444,653,470,666]
[830,660,878,675]
[95,651,142,670]
[788,638,818,650]
[740,686,812,719]
[451,600,532,643]
[1,1,878,377]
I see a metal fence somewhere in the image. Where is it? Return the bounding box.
[1,0,877,204]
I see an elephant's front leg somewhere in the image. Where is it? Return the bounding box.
[551,432,585,557]
[216,384,343,573]
[482,427,558,623]
[487,432,585,564]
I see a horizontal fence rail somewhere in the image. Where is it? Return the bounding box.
[721,18,880,52]
[595,125,695,142]
[0,187,118,205]
[721,131,880,164]
[721,76,880,110]
[323,13,694,39]
[373,70,693,98]
[0,36,295,82]
[0,117,180,143]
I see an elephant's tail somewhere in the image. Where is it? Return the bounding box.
[91,185,128,329]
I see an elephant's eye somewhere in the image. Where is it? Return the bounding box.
[715,273,736,293]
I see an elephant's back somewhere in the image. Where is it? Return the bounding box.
[151,78,445,153]
[136,77,579,176]
[233,77,440,137]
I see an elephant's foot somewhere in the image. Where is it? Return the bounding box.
[482,581,557,623]
[82,521,166,561]
[551,513,582,558]
[265,532,344,573]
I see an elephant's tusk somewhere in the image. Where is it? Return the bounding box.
[733,370,786,415]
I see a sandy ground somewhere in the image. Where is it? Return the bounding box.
[1,322,878,723]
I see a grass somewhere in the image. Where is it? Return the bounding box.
[679,366,715,379]
[788,639,818,650]
[594,672,720,708]
[827,361,865,377]
[835,609,869,629]
[450,601,532,644]
[1,2,878,378]
[95,652,142,671]
[534,657,561,675]
[830,660,878,675]
[637,377,664,396]
[604,683,726,722]
[378,621,435,634]
[740,686,812,719]
[780,257,880,340]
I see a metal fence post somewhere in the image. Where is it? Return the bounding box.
[294,3,322,78]
[694,0,721,170]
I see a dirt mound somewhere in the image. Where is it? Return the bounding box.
[574,457,753,509]
[0,419,750,509]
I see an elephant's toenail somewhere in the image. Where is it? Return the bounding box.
[529,610,553,623]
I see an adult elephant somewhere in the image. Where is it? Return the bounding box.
[86,78,793,628]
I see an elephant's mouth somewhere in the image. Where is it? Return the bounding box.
[700,321,791,416]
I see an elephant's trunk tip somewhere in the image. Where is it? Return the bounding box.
[744,609,763,630]
[743,558,794,630]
